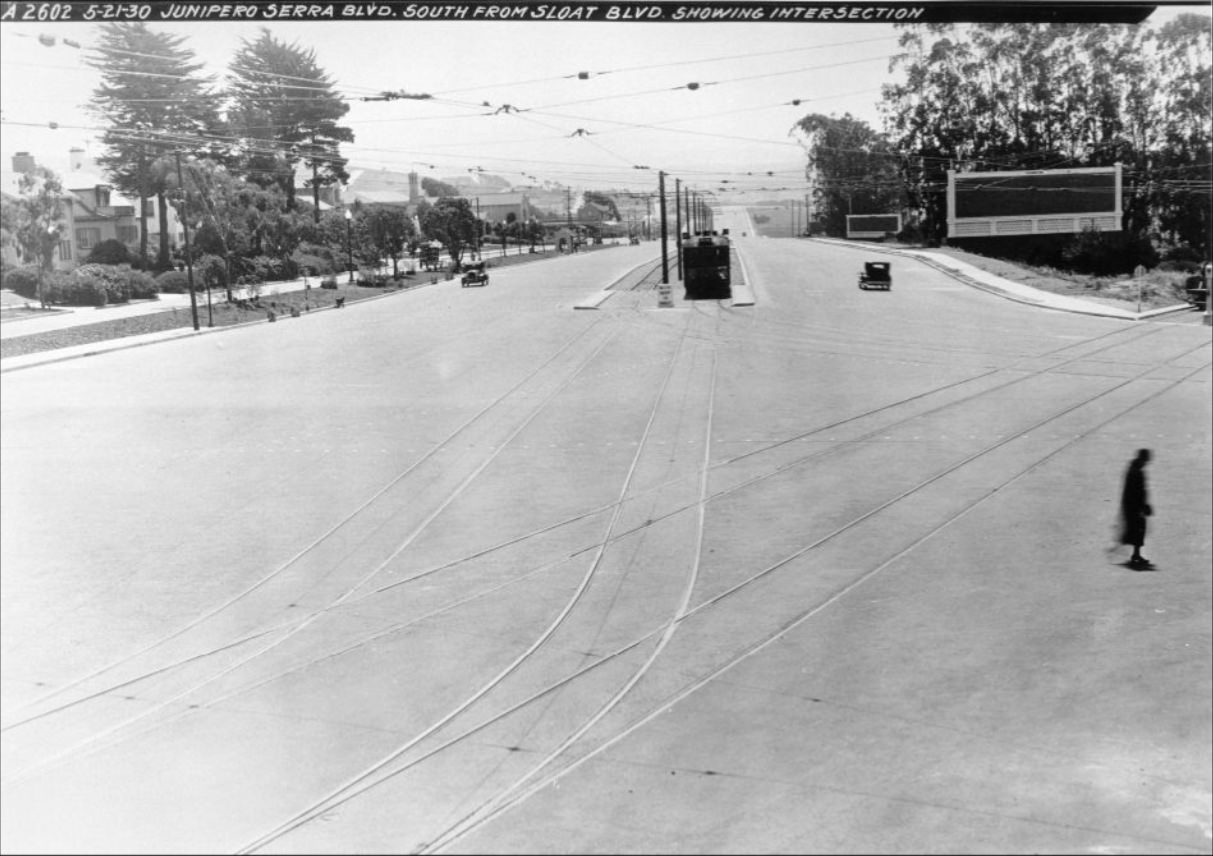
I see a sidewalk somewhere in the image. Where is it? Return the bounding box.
[810,237,1194,321]
[0,278,313,338]
[0,276,358,374]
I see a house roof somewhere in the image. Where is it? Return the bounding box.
[350,189,412,206]
[466,192,529,207]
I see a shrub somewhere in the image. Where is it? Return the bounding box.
[896,222,925,244]
[245,255,297,283]
[155,269,191,294]
[3,266,44,300]
[40,270,79,305]
[127,269,157,300]
[1157,245,1204,273]
[73,264,137,304]
[84,239,132,266]
[195,254,228,292]
[1061,227,1158,276]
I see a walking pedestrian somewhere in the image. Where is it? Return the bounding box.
[1118,448,1154,569]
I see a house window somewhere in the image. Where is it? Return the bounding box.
[58,239,72,261]
[96,186,111,207]
[76,227,101,250]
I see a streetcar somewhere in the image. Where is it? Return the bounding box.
[682,229,732,300]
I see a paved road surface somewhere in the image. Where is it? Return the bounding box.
[2,235,1210,854]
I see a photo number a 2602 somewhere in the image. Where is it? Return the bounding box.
[0,2,153,21]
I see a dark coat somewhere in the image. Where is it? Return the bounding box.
[1119,460,1152,547]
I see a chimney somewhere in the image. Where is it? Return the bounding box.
[12,152,35,174]
[70,147,86,171]
[409,171,420,202]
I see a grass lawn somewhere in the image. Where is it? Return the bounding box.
[0,282,404,360]
[0,243,622,361]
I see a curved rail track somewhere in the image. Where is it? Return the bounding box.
[2,252,1208,855]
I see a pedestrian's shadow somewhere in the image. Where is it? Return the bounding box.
[1118,560,1159,571]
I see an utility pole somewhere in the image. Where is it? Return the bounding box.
[659,171,669,284]
[566,187,573,250]
[174,151,201,331]
[474,198,481,260]
[675,179,683,281]
[311,134,321,224]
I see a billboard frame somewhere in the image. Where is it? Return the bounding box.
[947,164,1122,239]
[846,213,902,240]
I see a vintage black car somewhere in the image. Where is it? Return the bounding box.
[460,262,489,288]
[858,261,892,291]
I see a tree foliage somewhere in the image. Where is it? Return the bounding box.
[877,19,1212,255]
[418,198,478,268]
[792,113,903,237]
[87,23,222,269]
[421,177,461,198]
[359,207,416,276]
[226,29,353,212]
[7,168,67,305]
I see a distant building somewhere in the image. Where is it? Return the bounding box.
[335,167,418,210]
[464,191,535,226]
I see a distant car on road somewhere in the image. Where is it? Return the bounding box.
[858,261,892,291]
[461,261,489,288]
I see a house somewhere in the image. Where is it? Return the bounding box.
[464,191,535,226]
[2,151,83,271]
[1,149,168,271]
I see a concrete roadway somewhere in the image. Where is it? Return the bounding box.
[1,232,1210,854]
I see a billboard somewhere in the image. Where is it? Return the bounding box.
[847,214,901,239]
[947,165,1122,238]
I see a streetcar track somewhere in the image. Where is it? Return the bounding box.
[235,307,704,855]
[236,338,1210,856]
[0,316,612,729]
[3,323,1174,736]
[415,354,1211,855]
[422,321,723,853]
[2,320,629,782]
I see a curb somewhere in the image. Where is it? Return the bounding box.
[809,237,1192,321]
[0,282,435,374]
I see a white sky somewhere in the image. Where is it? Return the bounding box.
[1,4,1208,198]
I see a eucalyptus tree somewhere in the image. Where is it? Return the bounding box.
[226,29,353,218]
[792,113,903,238]
[87,22,222,270]
[882,20,1211,254]
[1148,13,1212,253]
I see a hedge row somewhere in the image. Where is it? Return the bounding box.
[3,264,157,306]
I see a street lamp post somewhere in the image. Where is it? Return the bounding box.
[345,208,354,284]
